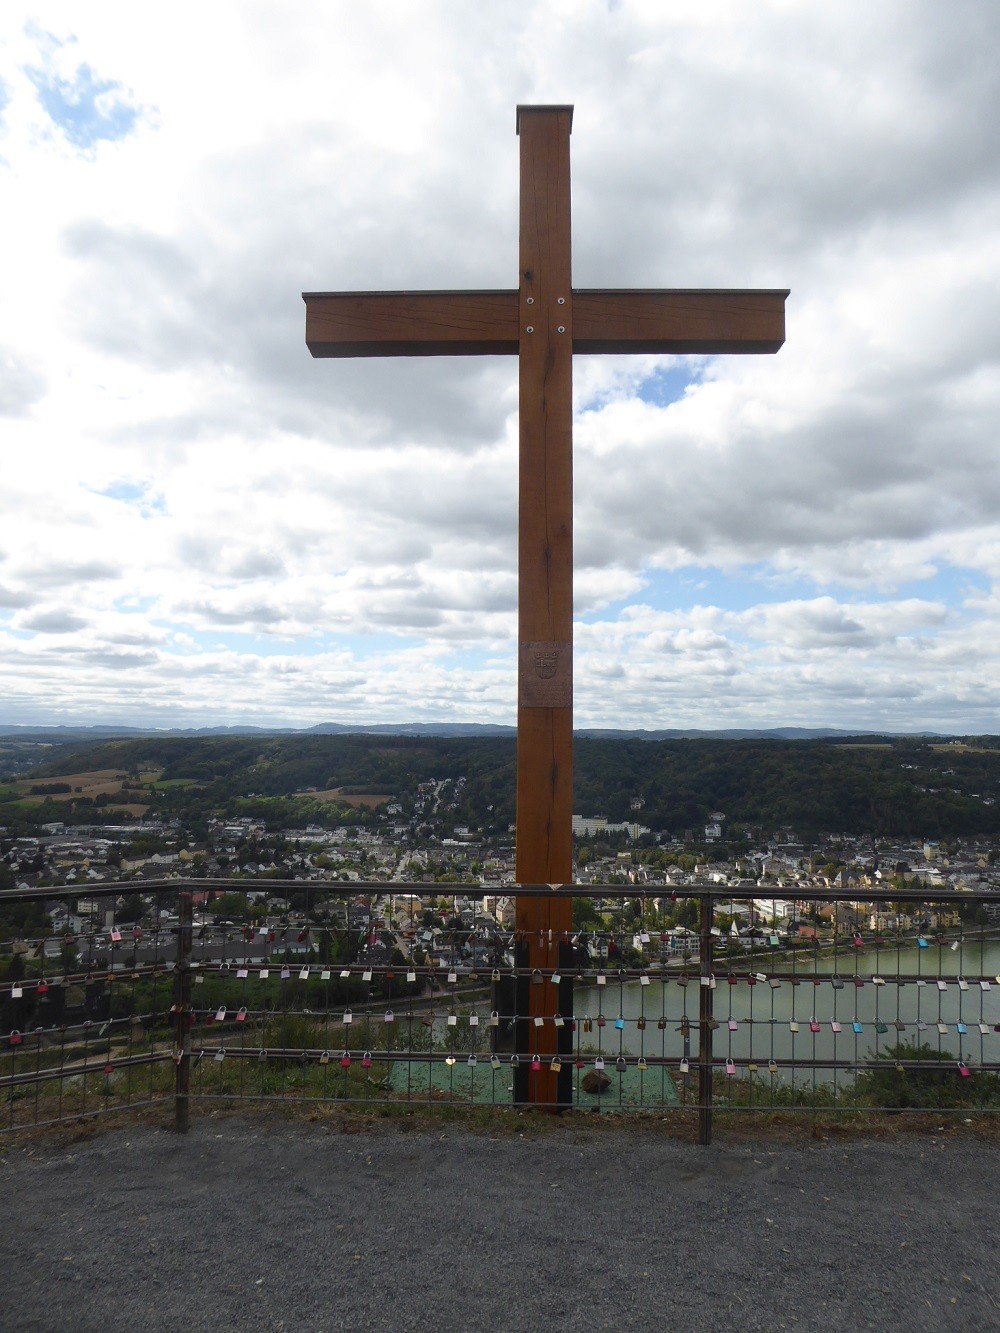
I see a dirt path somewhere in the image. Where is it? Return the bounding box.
[1,1115,998,1331]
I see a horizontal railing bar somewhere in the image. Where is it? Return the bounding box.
[4,878,1000,905]
[0,1050,172,1091]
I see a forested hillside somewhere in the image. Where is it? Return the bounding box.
[10,734,1000,839]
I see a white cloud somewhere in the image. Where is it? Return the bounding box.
[2,1,1000,731]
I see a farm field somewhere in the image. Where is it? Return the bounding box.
[295,786,392,810]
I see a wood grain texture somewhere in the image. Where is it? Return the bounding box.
[303,291,518,356]
[572,288,788,354]
[513,107,575,1108]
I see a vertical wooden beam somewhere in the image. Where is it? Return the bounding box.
[514,105,575,1106]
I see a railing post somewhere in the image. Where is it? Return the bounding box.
[173,890,193,1133]
[698,893,714,1146]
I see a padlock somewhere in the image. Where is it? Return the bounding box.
[531,1054,541,1071]
[216,1006,227,1022]
[467,1053,478,1067]
[343,1008,353,1025]
[636,1056,647,1071]
[657,1016,667,1030]
[958,1061,971,1078]
[726,1059,736,1076]
[447,971,457,984]
[489,1010,500,1027]
[551,972,561,986]
[809,1020,820,1034]
[340,1051,351,1068]
[678,1057,689,1074]
[594,1057,604,1071]
[236,1007,247,1023]
[406,969,417,983]
[614,1016,625,1031]
[319,1050,330,1065]
[596,1014,606,1028]
[789,1020,799,1033]
[492,968,501,982]
[280,966,290,980]
[362,1051,372,1069]
[728,1019,738,1032]
[597,972,606,986]
[384,1009,395,1024]
[551,1055,562,1073]
[447,1012,458,1026]
[553,1014,564,1028]
[583,1017,593,1033]
[510,1053,520,1068]
[490,1054,501,1070]
[768,1059,778,1074]
[615,1056,626,1072]
[637,1017,646,1031]
[445,1053,456,1066]
[9,1030,22,1046]
[37,982,48,996]
[575,1057,585,1069]
[531,969,543,986]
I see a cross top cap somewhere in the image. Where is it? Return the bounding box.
[516,104,573,133]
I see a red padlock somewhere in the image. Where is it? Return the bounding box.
[340,1052,351,1069]
[9,1031,22,1046]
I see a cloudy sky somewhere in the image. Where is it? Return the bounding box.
[2,1,999,734]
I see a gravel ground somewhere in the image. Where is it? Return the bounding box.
[1,1113,998,1332]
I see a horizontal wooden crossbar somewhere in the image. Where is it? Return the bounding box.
[303,288,787,357]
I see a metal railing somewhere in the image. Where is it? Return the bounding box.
[2,878,999,1142]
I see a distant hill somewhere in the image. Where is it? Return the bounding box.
[0,721,948,742]
[6,729,1000,841]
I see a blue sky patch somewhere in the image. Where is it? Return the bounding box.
[577,561,990,622]
[25,45,142,149]
[93,481,166,515]
[635,363,701,408]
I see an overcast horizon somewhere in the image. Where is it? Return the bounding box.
[3,3,1000,734]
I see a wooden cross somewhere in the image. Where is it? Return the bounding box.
[303,105,786,1107]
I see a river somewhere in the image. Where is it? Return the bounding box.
[571,940,1000,1074]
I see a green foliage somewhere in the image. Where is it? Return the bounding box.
[14,731,1000,839]
[854,1041,1000,1109]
